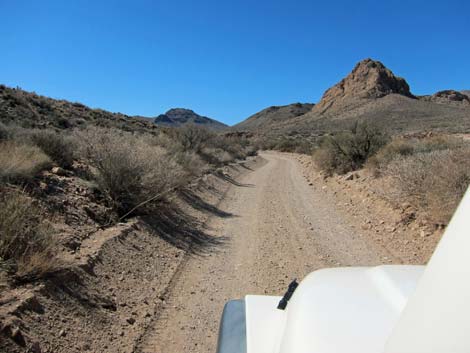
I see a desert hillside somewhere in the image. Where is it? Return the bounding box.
[1,60,469,353]
[235,59,470,136]
[0,85,227,133]
[233,102,314,131]
[0,85,157,133]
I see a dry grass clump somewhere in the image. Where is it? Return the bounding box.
[385,147,470,224]
[28,129,76,168]
[368,135,463,174]
[0,190,57,278]
[0,142,52,182]
[76,128,188,217]
[0,122,12,141]
[313,122,388,175]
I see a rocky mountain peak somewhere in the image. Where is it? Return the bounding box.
[315,58,413,112]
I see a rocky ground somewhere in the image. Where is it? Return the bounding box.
[0,157,262,353]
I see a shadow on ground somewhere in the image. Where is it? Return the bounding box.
[178,189,234,219]
[141,201,228,255]
[214,170,255,187]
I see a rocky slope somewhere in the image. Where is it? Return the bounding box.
[234,59,470,136]
[154,108,227,131]
[0,157,260,353]
[0,85,157,133]
[0,86,227,133]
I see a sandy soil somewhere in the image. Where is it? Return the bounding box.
[137,151,404,353]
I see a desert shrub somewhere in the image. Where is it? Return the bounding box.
[367,135,463,174]
[367,139,415,173]
[274,137,313,154]
[149,131,185,153]
[385,147,470,224]
[200,147,234,165]
[412,135,463,154]
[214,137,245,160]
[172,151,209,177]
[28,129,76,168]
[173,124,215,153]
[0,142,52,182]
[76,129,188,216]
[151,127,256,167]
[0,122,11,141]
[0,190,57,277]
[313,122,389,175]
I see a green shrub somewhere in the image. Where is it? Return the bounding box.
[29,129,76,168]
[313,122,389,175]
[0,142,52,182]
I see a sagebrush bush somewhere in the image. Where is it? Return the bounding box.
[0,142,52,182]
[313,122,389,175]
[29,129,76,168]
[0,190,57,277]
[385,147,470,224]
[173,124,215,153]
[76,129,188,216]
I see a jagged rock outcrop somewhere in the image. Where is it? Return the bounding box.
[315,58,414,113]
[420,90,470,106]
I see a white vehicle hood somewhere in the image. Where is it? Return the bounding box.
[245,265,424,353]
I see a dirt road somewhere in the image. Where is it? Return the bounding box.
[138,152,397,353]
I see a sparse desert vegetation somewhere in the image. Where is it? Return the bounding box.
[312,130,470,225]
[313,121,389,175]
[1,57,469,353]
[377,138,470,224]
[0,119,256,282]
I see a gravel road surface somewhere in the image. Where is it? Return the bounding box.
[139,151,393,353]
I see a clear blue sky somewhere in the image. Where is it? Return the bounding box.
[1,0,469,125]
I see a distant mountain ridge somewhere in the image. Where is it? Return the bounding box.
[233,103,314,131]
[154,108,227,131]
[234,59,470,135]
[0,85,227,132]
